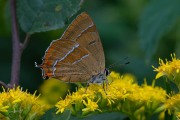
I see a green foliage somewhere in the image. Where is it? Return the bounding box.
[0,0,11,37]
[16,0,82,34]
[139,0,180,60]
[41,109,127,120]
[69,112,127,120]
[41,108,71,120]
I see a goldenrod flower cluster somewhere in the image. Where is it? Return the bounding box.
[0,87,50,120]
[55,72,166,119]
[153,53,180,88]
[165,93,180,119]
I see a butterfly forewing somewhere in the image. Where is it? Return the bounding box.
[61,13,94,40]
[37,12,105,82]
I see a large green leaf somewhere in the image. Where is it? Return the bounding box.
[41,109,127,120]
[69,112,127,120]
[16,0,82,34]
[139,0,180,60]
[83,112,127,120]
[40,108,71,120]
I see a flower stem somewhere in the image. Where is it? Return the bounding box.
[0,81,9,90]
[10,0,31,86]
[10,0,21,86]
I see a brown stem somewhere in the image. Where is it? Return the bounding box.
[20,34,30,51]
[10,0,21,86]
[0,81,9,90]
[10,0,31,87]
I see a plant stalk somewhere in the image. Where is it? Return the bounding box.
[10,0,21,86]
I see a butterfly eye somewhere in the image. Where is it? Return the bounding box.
[104,68,110,76]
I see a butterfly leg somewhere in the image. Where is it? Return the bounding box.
[105,77,109,89]
[102,81,107,95]
[84,81,90,93]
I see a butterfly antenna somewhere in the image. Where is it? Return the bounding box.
[108,57,130,69]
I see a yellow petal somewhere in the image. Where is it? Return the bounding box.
[82,108,90,112]
[176,69,179,73]
[155,72,164,79]
[12,98,21,104]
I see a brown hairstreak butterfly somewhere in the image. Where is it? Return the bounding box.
[35,12,109,85]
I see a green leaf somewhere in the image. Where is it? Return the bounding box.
[0,0,11,37]
[139,0,180,60]
[40,108,71,120]
[16,0,83,34]
[69,112,127,120]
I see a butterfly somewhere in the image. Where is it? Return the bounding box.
[36,12,109,85]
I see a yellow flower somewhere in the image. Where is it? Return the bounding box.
[56,72,137,115]
[129,81,166,103]
[55,71,167,119]
[177,112,180,119]
[107,71,121,80]
[0,86,50,119]
[118,80,166,119]
[70,91,84,102]
[55,98,72,114]
[153,53,180,79]
[165,93,180,117]
[82,98,100,113]
[0,103,9,113]
[153,53,180,89]
[106,73,138,104]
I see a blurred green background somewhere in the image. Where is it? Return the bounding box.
[0,0,180,93]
